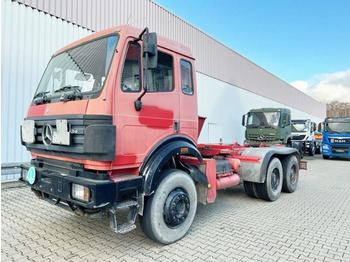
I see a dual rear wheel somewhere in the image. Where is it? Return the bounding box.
[243,155,299,201]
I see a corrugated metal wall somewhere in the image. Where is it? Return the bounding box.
[1,0,92,167]
[2,0,326,171]
[13,0,325,118]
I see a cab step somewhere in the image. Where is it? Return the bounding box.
[116,200,138,209]
[109,200,139,234]
[117,223,137,234]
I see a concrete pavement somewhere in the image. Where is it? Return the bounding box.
[2,155,350,261]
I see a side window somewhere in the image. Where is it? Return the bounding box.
[180,60,193,95]
[121,43,141,92]
[147,51,173,92]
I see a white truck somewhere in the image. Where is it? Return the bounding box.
[291,119,317,156]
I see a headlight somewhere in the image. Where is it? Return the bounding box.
[322,144,330,151]
[22,168,28,182]
[71,183,90,202]
[21,120,35,144]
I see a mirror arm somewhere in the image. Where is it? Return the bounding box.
[135,49,149,111]
[134,27,148,42]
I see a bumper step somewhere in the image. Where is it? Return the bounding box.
[117,223,137,234]
[109,200,139,234]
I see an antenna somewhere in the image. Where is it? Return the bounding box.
[126,13,131,26]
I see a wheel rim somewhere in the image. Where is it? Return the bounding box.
[289,164,298,184]
[163,188,190,228]
[271,168,280,191]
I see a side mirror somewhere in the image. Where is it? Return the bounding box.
[143,32,158,69]
[134,28,158,111]
[317,123,323,132]
[312,122,316,132]
[242,114,247,126]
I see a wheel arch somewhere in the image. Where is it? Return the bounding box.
[240,147,300,183]
[140,135,205,196]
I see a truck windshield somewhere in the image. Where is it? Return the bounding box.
[292,122,308,132]
[325,121,350,133]
[33,35,118,102]
[247,112,280,128]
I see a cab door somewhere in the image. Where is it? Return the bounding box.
[114,42,179,168]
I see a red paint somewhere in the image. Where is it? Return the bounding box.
[27,104,46,117]
[138,105,174,128]
[228,158,241,173]
[216,173,241,189]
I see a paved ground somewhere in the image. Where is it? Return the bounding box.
[2,155,350,262]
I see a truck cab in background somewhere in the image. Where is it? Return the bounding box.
[291,119,317,156]
[242,108,292,146]
[320,117,350,159]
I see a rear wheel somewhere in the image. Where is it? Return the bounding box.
[243,181,258,198]
[281,155,299,193]
[139,169,197,244]
[256,158,283,201]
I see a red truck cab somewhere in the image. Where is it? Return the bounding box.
[21,26,302,244]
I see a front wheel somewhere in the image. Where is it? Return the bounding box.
[139,169,197,244]
[299,143,305,159]
[309,142,316,156]
[323,155,330,159]
[256,158,283,201]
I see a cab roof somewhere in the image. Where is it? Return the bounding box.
[54,25,194,60]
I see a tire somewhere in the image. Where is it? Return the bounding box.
[139,169,197,244]
[281,155,299,193]
[299,143,305,159]
[315,144,321,154]
[323,155,330,159]
[309,142,315,156]
[256,158,283,201]
[243,181,258,198]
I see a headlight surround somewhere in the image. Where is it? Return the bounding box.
[322,144,330,151]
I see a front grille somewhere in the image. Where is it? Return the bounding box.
[34,118,84,152]
[23,114,115,161]
[292,135,306,140]
[329,138,350,144]
[248,134,275,142]
[331,146,349,154]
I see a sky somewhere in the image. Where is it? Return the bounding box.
[155,0,350,103]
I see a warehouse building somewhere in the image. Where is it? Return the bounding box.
[1,0,326,181]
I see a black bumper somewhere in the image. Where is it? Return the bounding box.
[20,159,141,211]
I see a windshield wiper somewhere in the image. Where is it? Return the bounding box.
[55,85,83,102]
[54,85,81,93]
[33,91,51,105]
[34,91,50,99]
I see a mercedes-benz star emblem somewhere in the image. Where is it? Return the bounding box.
[42,124,53,146]
[258,134,265,141]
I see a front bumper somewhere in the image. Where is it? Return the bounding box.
[322,144,350,157]
[20,160,116,210]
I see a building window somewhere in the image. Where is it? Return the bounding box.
[180,59,193,95]
[121,43,141,92]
